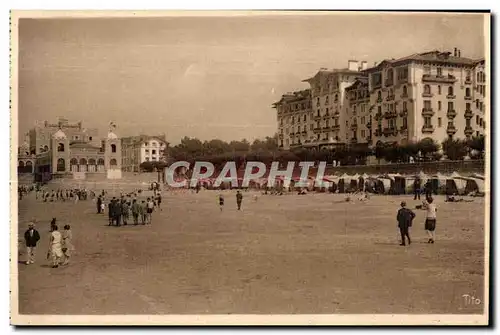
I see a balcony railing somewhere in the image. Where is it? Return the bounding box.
[447,125,457,135]
[465,95,473,100]
[384,80,394,87]
[465,110,473,118]
[289,132,295,136]
[374,112,383,121]
[384,111,398,119]
[447,94,456,99]
[422,74,457,83]
[332,125,340,131]
[422,125,435,134]
[400,92,408,99]
[465,126,474,135]
[386,94,395,101]
[314,115,322,120]
[465,77,472,84]
[399,109,408,117]
[301,130,307,135]
[278,134,284,139]
[421,108,435,117]
[351,123,358,130]
[374,129,382,137]
[366,122,372,129]
[446,109,457,119]
[383,128,398,137]
[422,92,433,98]
[350,138,358,144]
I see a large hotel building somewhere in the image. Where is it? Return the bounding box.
[273,49,487,151]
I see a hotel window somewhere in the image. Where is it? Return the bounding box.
[438,85,441,95]
[476,115,479,124]
[448,86,454,96]
[466,103,471,110]
[466,119,471,127]
[378,106,382,114]
[334,94,338,102]
[424,85,431,94]
[424,100,431,109]
[292,116,295,123]
[438,101,442,111]
[402,85,408,96]
[325,96,329,105]
[438,117,442,127]
[303,115,307,122]
[403,101,407,111]
[377,91,382,100]
[326,108,329,114]
[310,124,313,130]
[476,99,480,108]
[145,149,149,153]
[466,87,471,97]
[361,116,365,124]
[424,117,432,127]
[89,136,93,141]
[448,101,454,111]
[424,66,431,75]
[403,117,407,129]
[303,126,307,132]
[437,68,443,76]
[361,130,366,138]
[152,150,156,154]
[145,157,150,162]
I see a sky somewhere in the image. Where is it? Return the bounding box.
[17,12,486,145]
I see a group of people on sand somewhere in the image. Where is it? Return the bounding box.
[217,190,244,211]
[23,218,74,268]
[103,194,160,226]
[397,195,438,247]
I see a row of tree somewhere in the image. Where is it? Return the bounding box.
[138,135,485,172]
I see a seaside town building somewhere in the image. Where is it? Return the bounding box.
[121,135,169,172]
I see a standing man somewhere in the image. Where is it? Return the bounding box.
[424,180,433,200]
[146,197,155,224]
[97,196,102,214]
[236,191,243,210]
[413,177,421,200]
[131,199,140,225]
[24,222,41,265]
[396,201,415,246]
[425,197,438,244]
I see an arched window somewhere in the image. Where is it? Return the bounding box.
[57,143,65,152]
[88,158,96,165]
[110,159,117,166]
[70,158,78,172]
[79,158,87,165]
[26,161,33,172]
[97,158,105,165]
[334,94,338,102]
[386,69,394,84]
[18,161,25,167]
[424,85,431,94]
[448,86,454,96]
[57,158,65,172]
[111,144,117,153]
[70,158,78,165]
[43,145,49,152]
[477,72,480,81]
[402,85,408,96]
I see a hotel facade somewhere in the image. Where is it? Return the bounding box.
[121,135,169,172]
[273,49,487,151]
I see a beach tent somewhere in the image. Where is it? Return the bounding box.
[387,173,406,195]
[376,175,393,194]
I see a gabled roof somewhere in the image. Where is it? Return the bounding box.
[345,77,369,91]
[272,89,311,107]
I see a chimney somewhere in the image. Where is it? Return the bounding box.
[348,60,359,71]
[360,61,368,71]
[458,49,461,57]
[454,48,457,57]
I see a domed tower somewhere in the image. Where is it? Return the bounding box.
[51,129,70,174]
[105,129,122,179]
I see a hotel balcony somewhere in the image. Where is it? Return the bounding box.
[323,113,330,118]
[278,134,284,139]
[384,111,398,119]
[351,123,358,130]
[333,110,340,116]
[400,92,409,99]
[313,127,322,133]
[400,126,408,134]
[422,74,457,83]
[465,95,473,100]
[422,92,434,98]
[386,94,396,101]
[384,80,394,87]
[465,77,472,84]
[465,126,474,135]
[465,110,474,118]
[382,128,398,137]
[314,115,322,121]
[366,122,372,129]
[446,109,457,119]
[374,112,383,121]
[399,109,408,117]
[447,94,456,99]
[289,132,295,136]
[421,125,435,134]
[421,108,435,117]
[301,130,307,135]
[350,137,358,144]
[373,83,382,90]
[366,136,373,143]
[447,125,457,135]
[332,125,340,131]
[323,126,330,130]
[376,97,383,103]
[374,129,382,137]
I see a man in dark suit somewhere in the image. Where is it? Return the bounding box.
[24,222,41,264]
[97,196,102,214]
[396,201,416,246]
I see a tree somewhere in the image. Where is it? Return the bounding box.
[417,138,439,161]
[467,135,485,159]
[442,138,468,160]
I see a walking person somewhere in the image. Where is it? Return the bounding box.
[236,190,243,210]
[396,201,415,246]
[61,225,74,265]
[424,180,433,200]
[413,177,421,200]
[140,200,147,224]
[218,194,224,211]
[47,224,63,268]
[122,201,130,226]
[108,199,115,226]
[97,196,102,214]
[425,197,438,244]
[146,198,155,224]
[24,222,41,265]
[156,193,162,211]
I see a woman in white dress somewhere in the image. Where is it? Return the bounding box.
[47,224,63,268]
[61,225,74,265]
